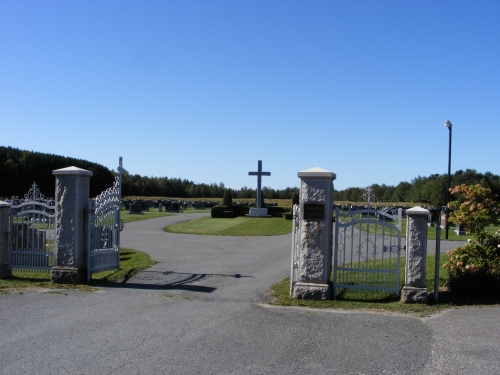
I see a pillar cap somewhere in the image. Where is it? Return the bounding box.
[52,166,93,177]
[406,206,430,215]
[298,167,336,180]
[0,200,9,207]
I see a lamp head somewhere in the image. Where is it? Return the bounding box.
[444,120,452,128]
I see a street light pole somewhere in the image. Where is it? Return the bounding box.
[444,120,452,239]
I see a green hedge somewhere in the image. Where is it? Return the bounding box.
[211,205,291,218]
[211,206,234,218]
[233,206,250,217]
[266,206,292,218]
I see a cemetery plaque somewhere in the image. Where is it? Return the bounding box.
[303,203,325,221]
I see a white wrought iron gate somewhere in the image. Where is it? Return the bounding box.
[87,158,124,281]
[8,183,55,271]
[333,206,403,299]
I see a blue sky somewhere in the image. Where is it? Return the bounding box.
[1,1,499,191]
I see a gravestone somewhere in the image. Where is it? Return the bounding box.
[455,224,466,235]
[129,203,143,214]
[158,203,163,212]
[440,214,447,228]
[246,160,271,218]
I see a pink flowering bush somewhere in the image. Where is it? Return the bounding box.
[443,232,500,296]
[444,184,500,296]
[448,184,499,245]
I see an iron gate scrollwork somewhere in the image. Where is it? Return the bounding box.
[87,158,124,281]
[333,206,402,299]
[8,183,55,271]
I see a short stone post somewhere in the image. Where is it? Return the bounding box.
[0,201,12,278]
[51,167,93,284]
[401,206,430,303]
[292,167,336,300]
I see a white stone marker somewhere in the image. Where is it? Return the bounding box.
[292,167,336,300]
[51,166,93,284]
[0,201,11,278]
[401,206,430,303]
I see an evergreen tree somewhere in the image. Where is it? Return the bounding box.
[222,190,233,208]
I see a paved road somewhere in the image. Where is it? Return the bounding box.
[1,214,499,375]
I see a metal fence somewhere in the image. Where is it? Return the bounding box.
[87,158,123,281]
[8,183,55,271]
[333,206,403,299]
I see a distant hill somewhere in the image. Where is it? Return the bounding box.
[0,146,115,198]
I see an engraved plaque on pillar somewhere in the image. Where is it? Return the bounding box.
[303,203,325,221]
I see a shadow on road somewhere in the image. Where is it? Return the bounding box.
[93,270,253,294]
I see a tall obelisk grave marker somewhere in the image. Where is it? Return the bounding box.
[247,160,271,217]
[293,167,336,300]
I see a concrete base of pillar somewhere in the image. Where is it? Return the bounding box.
[293,282,331,300]
[0,264,12,279]
[401,286,428,304]
[51,266,86,285]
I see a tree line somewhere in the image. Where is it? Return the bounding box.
[120,173,299,199]
[335,169,500,207]
[0,146,115,198]
[1,147,499,206]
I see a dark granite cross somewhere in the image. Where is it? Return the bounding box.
[248,160,271,209]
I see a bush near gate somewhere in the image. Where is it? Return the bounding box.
[443,184,500,296]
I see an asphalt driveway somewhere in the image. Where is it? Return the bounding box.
[1,213,498,374]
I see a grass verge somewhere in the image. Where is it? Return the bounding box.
[271,253,500,316]
[0,248,156,294]
[164,216,293,236]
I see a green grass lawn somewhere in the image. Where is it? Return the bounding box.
[0,248,156,294]
[120,207,211,223]
[164,216,293,236]
[272,252,500,316]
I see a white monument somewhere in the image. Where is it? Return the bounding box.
[246,160,271,217]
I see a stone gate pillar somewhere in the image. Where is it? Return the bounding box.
[0,201,11,278]
[51,167,93,284]
[401,206,430,303]
[293,167,336,300]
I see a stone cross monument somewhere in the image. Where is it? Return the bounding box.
[247,160,271,217]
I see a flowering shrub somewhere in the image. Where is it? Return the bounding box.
[443,232,500,296]
[448,184,499,245]
[444,185,500,296]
